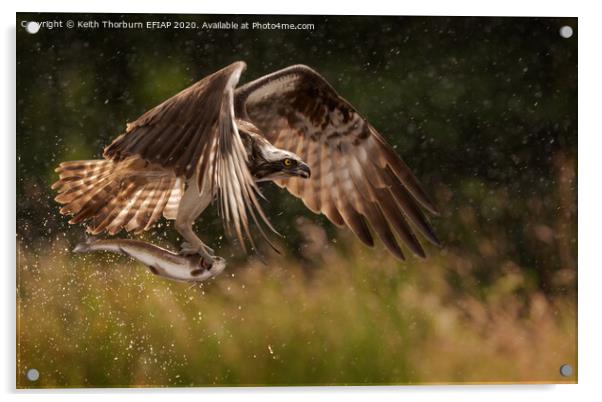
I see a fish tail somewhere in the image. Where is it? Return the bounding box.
[72,236,98,253]
[72,242,90,253]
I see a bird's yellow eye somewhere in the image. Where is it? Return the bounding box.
[283,158,293,167]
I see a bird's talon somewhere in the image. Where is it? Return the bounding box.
[201,257,213,270]
[180,241,213,254]
[178,247,197,256]
[179,242,215,268]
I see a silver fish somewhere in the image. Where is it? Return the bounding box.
[73,238,226,282]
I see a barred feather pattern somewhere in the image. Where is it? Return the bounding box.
[52,158,184,235]
[212,76,278,251]
[236,64,441,260]
[101,61,277,250]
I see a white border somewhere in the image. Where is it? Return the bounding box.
[6,0,585,16]
[3,1,600,401]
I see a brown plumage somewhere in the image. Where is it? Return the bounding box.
[235,64,440,259]
[52,61,440,263]
[52,157,183,235]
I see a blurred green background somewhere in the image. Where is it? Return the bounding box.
[16,14,577,387]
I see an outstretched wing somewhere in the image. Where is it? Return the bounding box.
[235,65,440,260]
[104,61,276,250]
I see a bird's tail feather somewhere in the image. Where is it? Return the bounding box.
[52,158,184,235]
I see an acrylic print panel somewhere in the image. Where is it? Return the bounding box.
[16,13,577,387]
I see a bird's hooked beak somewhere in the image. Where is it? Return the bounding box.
[294,162,311,179]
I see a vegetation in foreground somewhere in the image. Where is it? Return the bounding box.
[17,228,576,387]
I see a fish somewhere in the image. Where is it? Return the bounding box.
[73,237,226,282]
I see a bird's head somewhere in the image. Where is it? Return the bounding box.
[249,138,311,182]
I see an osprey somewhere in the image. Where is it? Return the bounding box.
[52,62,440,266]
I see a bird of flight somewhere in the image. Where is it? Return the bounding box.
[52,61,440,273]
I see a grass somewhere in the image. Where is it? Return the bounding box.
[16,229,576,388]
